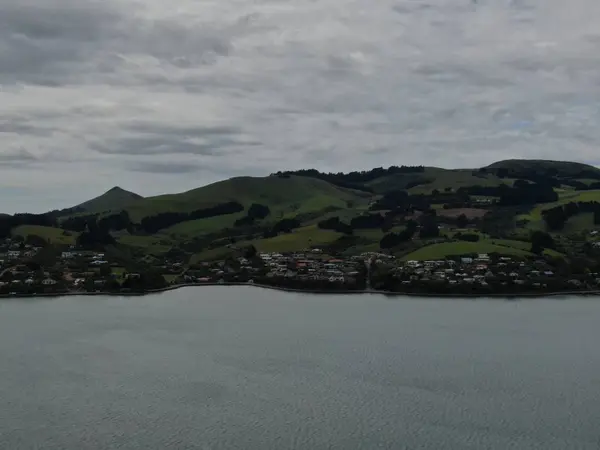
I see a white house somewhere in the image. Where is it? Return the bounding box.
[91,260,108,265]
[42,279,57,286]
[61,251,75,259]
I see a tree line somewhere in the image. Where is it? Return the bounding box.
[542,201,600,231]
[272,165,425,192]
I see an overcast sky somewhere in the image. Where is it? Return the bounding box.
[1,0,600,212]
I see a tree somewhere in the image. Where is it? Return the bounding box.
[455,232,479,242]
[100,265,112,277]
[456,214,469,229]
[405,220,418,235]
[419,213,439,239]
[595,209,600,225]
[244,245,258,259]
[531,230,555,250]
[247,204,271,220]
[542,207,566,231]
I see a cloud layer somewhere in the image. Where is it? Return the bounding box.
[1,0,600,211]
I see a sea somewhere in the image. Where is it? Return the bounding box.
[0,287,599,449]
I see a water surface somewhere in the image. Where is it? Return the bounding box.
[1,288,599,449]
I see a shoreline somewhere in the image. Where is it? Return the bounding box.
[2,282,600,299]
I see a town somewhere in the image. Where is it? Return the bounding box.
[2,235,600,297]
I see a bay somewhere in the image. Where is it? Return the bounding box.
[0,287,599,449]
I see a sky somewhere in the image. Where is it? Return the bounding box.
[1,0,600,213]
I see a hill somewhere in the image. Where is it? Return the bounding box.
[486,159,600,178]
[123,175,369,222]
[4,158,600,265]
[72,186,143,214]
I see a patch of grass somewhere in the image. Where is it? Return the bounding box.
[251,225,343,253]
[190,247,238,263]
[111,266,126,282]
[12,225,79,245]
[161,212,246,238]
[118,235,173,255]
[401,240,533,261]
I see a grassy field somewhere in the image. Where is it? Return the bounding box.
[12,225,79,245]
[161,212,247,239]
[515,190,600,231]
[122,175,370,222]
[190,247,239,264]
[117,235,173,255]
[365,168,513,194]
[401,237,565,261]
[519,190,600,221]
[251,225,343,253]
[400,240,533,261]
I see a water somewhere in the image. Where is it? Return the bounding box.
[1,288,599,449]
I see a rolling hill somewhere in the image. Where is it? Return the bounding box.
[5,159,600,262]
[114,175,371,222]
[486,159,600,177]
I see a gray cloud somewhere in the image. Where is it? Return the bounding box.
[1,0,600,211]
[128,161,204,174]
[0,147,38,163]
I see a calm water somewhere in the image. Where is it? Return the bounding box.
[1,288,599,449]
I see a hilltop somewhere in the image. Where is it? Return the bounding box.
[72,186,143,214]
[486,159,600,177]
[3,159,600,268]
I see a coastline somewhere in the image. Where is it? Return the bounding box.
[2,281,600,300]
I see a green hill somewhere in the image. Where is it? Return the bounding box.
[8,158,600,261]
[123,175,371,222]
[486,159,600,177]
[73,186,143,214]
[366,167,512,194]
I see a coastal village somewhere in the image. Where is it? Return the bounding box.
[2,235,600,296]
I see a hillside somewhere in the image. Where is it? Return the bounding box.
[486,159,600,177]
[73,186,143,214]
[123,175,371,222]
[4,159,600,266]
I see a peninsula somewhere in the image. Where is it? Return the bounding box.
[2,159,600,297]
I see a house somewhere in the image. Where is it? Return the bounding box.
[461,257,473,264]
[91,260,108,266]
[42,278,57,286]
[61,251,75,259]
[7,250,20,259]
